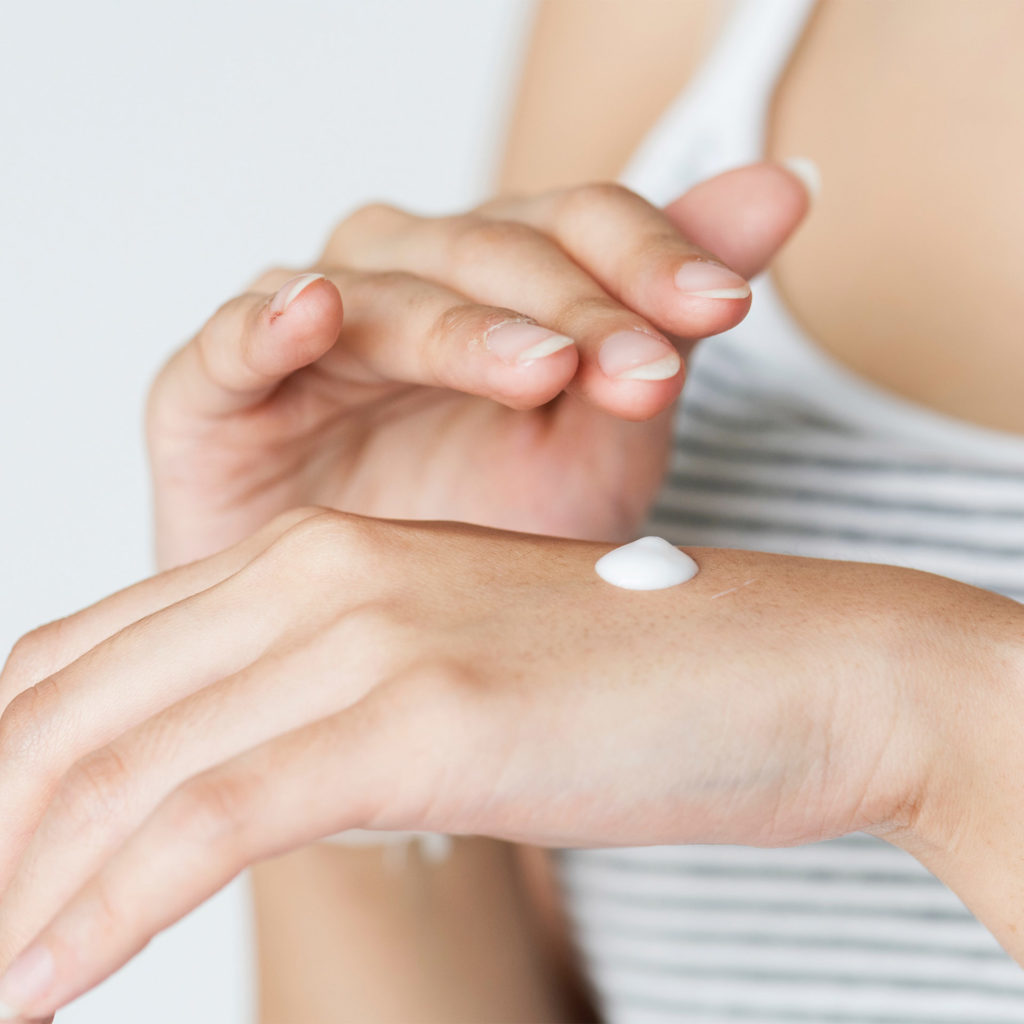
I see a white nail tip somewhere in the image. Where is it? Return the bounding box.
[783,156,821,200]
[615,353,681,381]
[518,334,575,363]
[595,536,699,590]
[0,999,19,1020]
[685,284,752,300]
[271,272,325,315]
[284,273,325,304]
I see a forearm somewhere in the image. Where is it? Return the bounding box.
[251,838,594,1024]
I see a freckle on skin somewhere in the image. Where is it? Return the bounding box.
[710,578,757,601]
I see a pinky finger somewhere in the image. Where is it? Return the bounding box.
[0,666,483,1020]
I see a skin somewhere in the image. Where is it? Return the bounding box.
[0,510,1021,1022]
[506,0,1024,434]
[145,164,804,1022]
[767,0,1024,433]
[249,0,1024,1015]
[2,0,1024,1020]
[147,167,806,569]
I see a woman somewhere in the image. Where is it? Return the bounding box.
[1,1,1023,1021]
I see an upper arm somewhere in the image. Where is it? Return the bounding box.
[498,0,725,195]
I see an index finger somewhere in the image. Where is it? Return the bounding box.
[480,181,752,345]
[483,161,811,344]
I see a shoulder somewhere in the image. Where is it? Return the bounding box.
[499,0,727,194]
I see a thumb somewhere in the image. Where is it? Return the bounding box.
[662,160,815,280]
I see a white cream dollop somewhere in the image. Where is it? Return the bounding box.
[594,536,699,591]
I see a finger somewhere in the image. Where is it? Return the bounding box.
[333,214,685,421]
[0,507,325,710]
[0,617,388,966]
[150,272,345,421]
[490,161,810,313]
[0,516,325,883]
[163,262,583,415]
[483,182,753,340]
[661,160,812,279]
[278,266,581,412]
[0,666,473,1020]
[485,166,809,416]
[329,173,802,421]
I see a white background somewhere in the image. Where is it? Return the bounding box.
[0,2,532,1019]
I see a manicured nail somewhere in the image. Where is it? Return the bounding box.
[485,321,574,365]
[269,273,325,316]
[598,331,681,381]
[783,156,821,200]
[0,944,55,1019]
[674,259,750,299]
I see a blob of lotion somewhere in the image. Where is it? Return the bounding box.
[594,536,699,591]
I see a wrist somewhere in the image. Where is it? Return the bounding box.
[881,598,1024,964]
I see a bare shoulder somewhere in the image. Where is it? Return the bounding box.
[499,0,725,194]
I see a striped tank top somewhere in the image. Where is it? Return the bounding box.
[554,2,1024,1021]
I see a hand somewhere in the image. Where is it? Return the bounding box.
[147,165,809,568]
[1,509,1022,1018]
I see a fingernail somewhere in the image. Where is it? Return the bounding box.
[598,331,681,381]
[783,156,821,200]
[269,273,325,316]
[485,321,574,365]
[673,259,750,299]
[0,945,55,1019]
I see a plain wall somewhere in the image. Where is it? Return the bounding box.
[0,2,533,1019]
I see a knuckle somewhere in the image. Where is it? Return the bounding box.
[0,677,62,764]
[54,747,134,831]
[448,216,538,266]
[262,505,336,541]
[284,507,361,549]
[169,771,261,846]
[345,200,407,229]
[326,202,410,258]
[259,509,369,578]
[556,180,635,221]
[2,622,63,690]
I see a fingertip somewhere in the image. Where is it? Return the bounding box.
[662,288,752,343]
[267,273,328,319]
[256,276,344,376]
[570,354,686,422]
[630,256,753,347]
[589,378,686,423]
[485,341,580,411]
[595,330,681,383]
[266,275,344,333]
[663,160,812,280]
